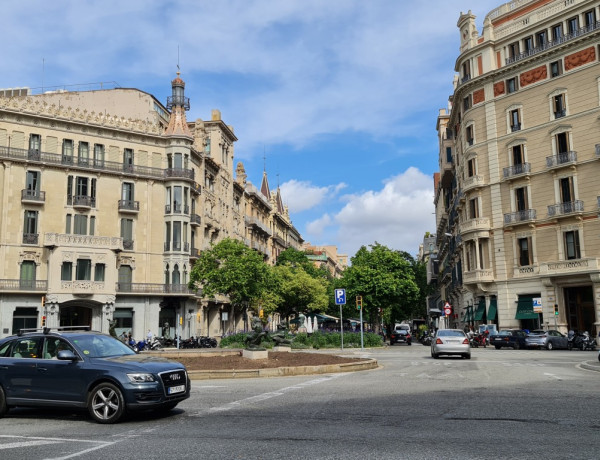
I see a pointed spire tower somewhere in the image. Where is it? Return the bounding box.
[165,71,193,139]
[260,170,270,200]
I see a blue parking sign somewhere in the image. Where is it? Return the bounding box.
[335,289,346,305]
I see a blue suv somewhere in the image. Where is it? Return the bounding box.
[0,327,190,423]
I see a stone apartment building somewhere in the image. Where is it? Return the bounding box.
[433,0,600,336]
[0,74,303,340]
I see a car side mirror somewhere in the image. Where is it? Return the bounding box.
[57,350,78,361]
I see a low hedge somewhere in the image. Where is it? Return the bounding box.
[219,330,383,349]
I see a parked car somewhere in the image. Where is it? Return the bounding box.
[431,329,470,359]
[489,329,528,349]
[525,329,570,350]
[390,324,412,346]
[0,327,190,423]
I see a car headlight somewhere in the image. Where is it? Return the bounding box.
[127,373,156,383]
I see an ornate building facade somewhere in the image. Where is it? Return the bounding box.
[433,0,600,335]
[0,75,303,339]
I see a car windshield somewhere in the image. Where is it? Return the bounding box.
[496,331,512,336]
[437,330,465,337]
[71,334,136,358]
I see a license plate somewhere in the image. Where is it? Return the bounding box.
[168,385,185,394]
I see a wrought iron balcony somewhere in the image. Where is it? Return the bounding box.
[164,168,194,180]
[462,174,486,192]
[511,123,521,132]
[21,189,46,204]
[116,282,197,296]
[190,214,201,226]
[503,163,531,179]
[546,151,576,168]
[22,233,39,245]
[69,195,96,209]
[504,209,536,225]
[547,200,584,217]
[118,200,139,213]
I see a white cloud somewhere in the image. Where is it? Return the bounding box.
[279,180,346,213]
[305,167,434,257]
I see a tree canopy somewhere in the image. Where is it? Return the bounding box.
[188,238,270,307]
[271,264,329,320]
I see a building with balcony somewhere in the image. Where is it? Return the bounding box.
[0,74,305,339]
[433,0,600,336]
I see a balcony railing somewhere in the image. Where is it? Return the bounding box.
[190,214,201,226]
[190,247,200,259]
[68,195,96,209]
[116,282,197,295]
[546,151,577,168]
[511,123,521,132]
[462,174,486,191]
[548,200,584,217]
[118,200,139,212]
[44,233,123,250]
[0,145,165,179]
[505,21,600,65]
[0,279,47,291]
[164,168,194,180]
[503,163,531,179]
[21,189,46,203]
[245,216,272,236]
[22,233,39,245]
[460,217,491,234]
[504,209,537,225]
[540,258,599,276]
[463,269,494,284]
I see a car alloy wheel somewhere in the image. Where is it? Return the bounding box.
[547,341,553,350]
[88,382,125,424]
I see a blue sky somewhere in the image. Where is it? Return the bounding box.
[1,0,501,258]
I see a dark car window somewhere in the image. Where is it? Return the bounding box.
[71,334,136,358]
[0,341,12,357]
[11,337,42,359]
[43,338,76,359]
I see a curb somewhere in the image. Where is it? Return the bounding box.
[186,358,379,380]
[579,360,600,372]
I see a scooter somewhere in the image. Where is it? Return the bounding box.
[572,331,596,351]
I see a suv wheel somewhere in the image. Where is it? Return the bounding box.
[88,382,125,424]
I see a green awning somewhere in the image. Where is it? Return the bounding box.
[473,299,486,321]
[487,298,497,321]
[515,297,539,320]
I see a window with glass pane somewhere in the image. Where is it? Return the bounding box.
[65,214,72,234]
[20,261,36,289]
[467,159,476,177]
[550,61,562,78]
[76,259,91,280]
[518,237,532,266]
[564,231,580,259]
[118,265,132,291]
[25,171,40,198]
[122,183,134,201]
[23,210,38,234]
[512,145,524,165]
[173,221,181,250]
[524,36,533,52]
[515,187,527,211]
[121,218,133,250]
[89,216,95,236]
[510,109,521,131]
[553,94,566,118]
[507,77,518,93]
[123,148,134,166]
[165,223,171,251]
[61,262,72,281]
[469,198,479,219]
[94,263,105,282]
[74,214,87,235]
[536,30,547,47]
[172,264,180,284]
[76,177,88,197]
[94,144,104,167]
[78,142,89,165]
[173,152,182,169]
[552,23,563,41]
[556,132,569,154]
[584,10,596,27]
[62,139,74,161]
[567,17,578,34]
[29,134,41,152]
[174,186,182,212]
[559,177,574,203]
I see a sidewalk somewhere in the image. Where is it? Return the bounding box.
[579,358,600,372]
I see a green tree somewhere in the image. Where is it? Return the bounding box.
[272,264,329,321]
[188,238,269,310]
[276,247,329,279]
[337,243,419,330]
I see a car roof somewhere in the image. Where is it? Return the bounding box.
[2,327,106,341]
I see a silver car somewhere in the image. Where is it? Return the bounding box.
[431,329,471,359]
[525,329,570,350]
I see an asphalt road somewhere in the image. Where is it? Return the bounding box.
[1,345,599,459]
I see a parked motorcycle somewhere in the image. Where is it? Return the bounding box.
[419,331,432,346]
[572,331,596,351]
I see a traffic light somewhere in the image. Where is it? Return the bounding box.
[356,296,363,310]
[41,295,45,308]
[554,304,559,316]
[41,315,46,327]
[259,309,264,319]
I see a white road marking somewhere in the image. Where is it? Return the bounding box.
[543,372,562,381]
[0,440,62,449]
[0,435,118,460]
[191,373,346,417]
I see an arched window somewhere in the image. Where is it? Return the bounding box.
[172,264,180,285]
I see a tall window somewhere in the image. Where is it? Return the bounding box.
[76,259,92,281]
[76,177,88,197]
[121,218,133,250]
[165,222,171,251]
[173,221,182,251]
[512,144,524,165]
[518,237,533,266]
[567,17,579,34]
[552,23,563,41]
[469,198,479,219]
[555,132,569,155]
[94,263,105,282]
[467,158,476,177]
[463,95,471,111]
[584,9,596,27]
[550,60,562,78]
[507,77,518,93]
[25,170,40,198]
[559,177,574,204]
[172,264,181,285]
[62,139,74,164]
[123,148,134,171]
[536,30,547,47]
[466,125,474,146]
[20,261,36,289]
[94,144,105,167]
[173,186,182,213]
[523,36,533,52]
[553,94,566,118]
[122,182,134,202]
[23,210,38,238]
[515,187,528,211]
[564,230,581,260]
[29,134,41,155]
[78,142,89,165]
[445,147,452,163]
[508,42,519,58]
[118,266,132,290]
[65,214,72,234]
[74,214,88,235]
[61,262,73,281]
[510,109,521,131]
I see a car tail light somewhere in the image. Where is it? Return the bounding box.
[504,337,509,341]
[436,338,443,344]
[462,338,469,345]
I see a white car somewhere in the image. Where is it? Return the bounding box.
[431,329,471,359]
